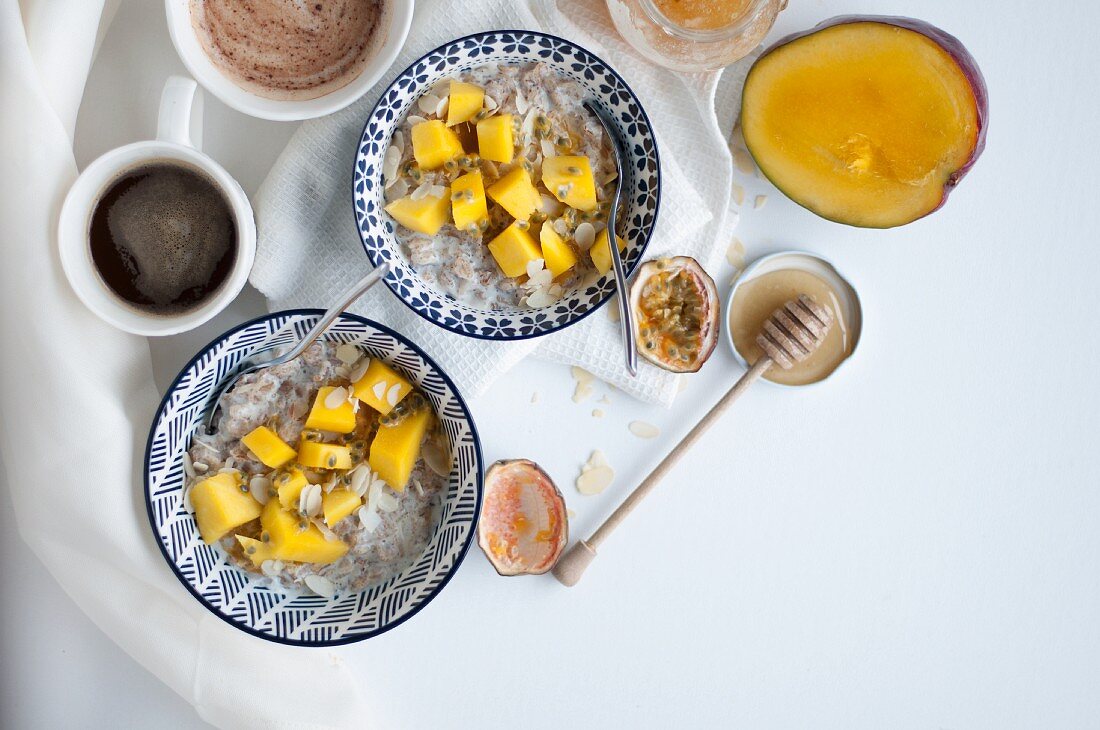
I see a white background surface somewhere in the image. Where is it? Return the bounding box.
[3,0,1099,728]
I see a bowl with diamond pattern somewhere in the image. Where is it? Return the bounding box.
[353,30,661,340]
[145,310,483,646]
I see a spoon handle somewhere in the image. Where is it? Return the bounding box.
[552,356,774,587]
[282,262,390,362]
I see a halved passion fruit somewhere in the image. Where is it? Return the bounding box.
[629,256,719,373]
[477,459,568,576]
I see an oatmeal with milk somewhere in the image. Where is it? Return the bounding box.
[382,62,623,309]
[183,340,451,596]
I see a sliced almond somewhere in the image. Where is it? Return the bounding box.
[249,476,272,505]
[417,94,442,115]
[628,421,661,439]
[574,222,596,250]
[576,465,614,496]
[304,574,337,598]
[324,386,349,410]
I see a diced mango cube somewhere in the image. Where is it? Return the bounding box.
[369,408,433,491]
[539,224,578,278]
[488,222,542,278]
[487,167,541,221]
[323,489,362,526]
[411,120,464,170]
[542,156,598,212]
[451,171,488,231]
[274,467,309,509]
[447,81,484,127]
[298,441,353,470]
[351,359,413,415]
[590,228,627,276]
[190,472,262,544]
[260,500,348,565]
[235,535,276,567]
[240,426,296,469]
[304,386,357,434]
[477,114,515,163]
[385,190,451,236]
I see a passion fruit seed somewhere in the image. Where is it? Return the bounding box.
[302,429,322,442]
[443,158,459,173]
[261,531,271,543]
[326,456,338,468]
[239,484,249,493]
[515,219,529,230]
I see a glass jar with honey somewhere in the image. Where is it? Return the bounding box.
[606,0,786,72]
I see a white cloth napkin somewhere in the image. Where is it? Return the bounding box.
[252,0,750,407]
[0,1,370,727]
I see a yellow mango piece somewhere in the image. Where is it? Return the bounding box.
[190,472,262,544]
[274,467,309,509]
[260,500,348,565]
[298,441,353,470]
[385,190,451,236]
[351,359,413,415]
[542,156,598,212]
[411,119,464,170]
[488,222,542,278]
[369,408,433,491]
[235,535,276,567]
[240,426,296,469]
[323,489,362,526]
[451,171,488,231]
[590,228,627,276]
[447,81,484,127]
[487,167,541,221]
[304,386,357,434]
[539,225,578,278]
[477,114,515,163]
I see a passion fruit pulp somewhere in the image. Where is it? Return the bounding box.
[477,459,568,576]
[629,256,719,373]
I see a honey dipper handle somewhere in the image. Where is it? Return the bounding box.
[553,357,774,587]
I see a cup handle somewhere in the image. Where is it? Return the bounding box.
[156,75,203,150]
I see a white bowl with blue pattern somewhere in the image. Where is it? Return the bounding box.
[145,311,483,646]
[353,30,661,340]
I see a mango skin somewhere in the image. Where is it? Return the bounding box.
[191,472,262,544]
[369,408,433,491]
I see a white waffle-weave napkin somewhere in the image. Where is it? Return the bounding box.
[251,0,750,406]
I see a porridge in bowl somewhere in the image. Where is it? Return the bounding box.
[382,61,625,310]
[184,340,451,596]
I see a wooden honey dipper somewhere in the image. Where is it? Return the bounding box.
[553,294,835,587]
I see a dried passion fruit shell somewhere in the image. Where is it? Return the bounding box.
[477,459,568,576]
[629,256,719,373]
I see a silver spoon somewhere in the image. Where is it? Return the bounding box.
[203,262,390,433]
[584,99,638,377]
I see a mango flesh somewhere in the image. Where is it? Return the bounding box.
[240,426,296,469]
[304,386,357,434]
[298,441,353,470]
[447,81,484,127]
[275,467,309,509]
[235,535,276,567]
[411,120,464,170]
[322,488,362,526]
[487,167,541,221]
[477,114,515,163]
[451,170,488,231]
[590,228,626,276]
[190,472,263,544]
[369,408,433,491]
[741,19,984,228]
[261,500,348,565]
[542,156,597,212]
[539,225,578,278]
[351,359,412,415]
[488,223,542,278]
[384,191,451,236]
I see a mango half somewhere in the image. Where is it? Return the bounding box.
[741,16,987,228]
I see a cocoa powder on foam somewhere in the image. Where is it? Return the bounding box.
[190,0,386,101]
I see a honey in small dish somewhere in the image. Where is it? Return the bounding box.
[729,268,852,386]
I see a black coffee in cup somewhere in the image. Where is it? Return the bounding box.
[89,162,237,315]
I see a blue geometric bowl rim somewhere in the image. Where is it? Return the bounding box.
[351,29,662,341]
[143,308,485,647]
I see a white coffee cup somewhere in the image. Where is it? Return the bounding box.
[164,0,415,121]
[59,76,256,337]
